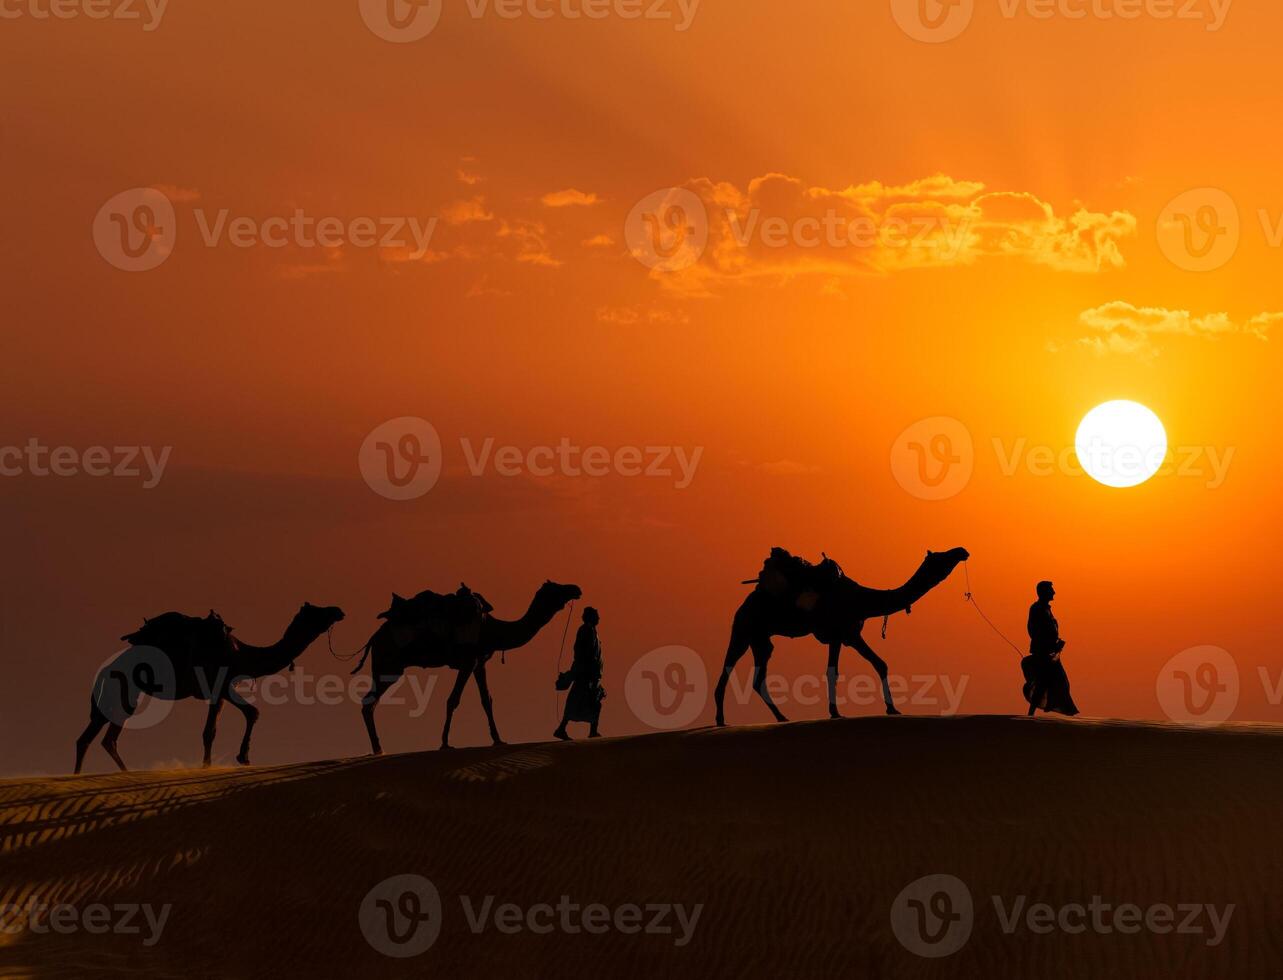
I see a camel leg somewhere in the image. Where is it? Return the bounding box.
[714,632,752,727]
[473,665,504,745]
[101,723,127,772]
[360,671,401,756]
[229,695,259,766]
[751,638,788,723]
[440,665,475,750]
[827,642,843,720]
[74,702,109,775]
[201,700,222,768]
[852,634,900,715]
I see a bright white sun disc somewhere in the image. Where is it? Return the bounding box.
[1075,400,1167,489]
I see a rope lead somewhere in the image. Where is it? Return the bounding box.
[962,562,1024,658]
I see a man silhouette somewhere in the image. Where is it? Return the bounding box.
[555,607,605,741]
[1024,581,1079,717]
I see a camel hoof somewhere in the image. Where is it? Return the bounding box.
[369,749,384,757]
[885,705,902,716]
[829,709,843,720]
[492,739,507,747]
[439,744,455,752]
[236,756,251,766]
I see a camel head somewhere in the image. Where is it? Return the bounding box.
[293,601,347,636]
[921,548,970,588]
[536,580,583,612]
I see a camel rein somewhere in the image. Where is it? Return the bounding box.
[553,599,577,721]
[961,561,1024,658]
[327,626,366,663]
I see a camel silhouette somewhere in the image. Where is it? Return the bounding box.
[714,548,970,725]
[74,602,345,773]
[352,580,582,753]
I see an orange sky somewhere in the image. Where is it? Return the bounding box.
[3,0,1282,773]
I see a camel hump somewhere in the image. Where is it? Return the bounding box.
[121,610,235,654]
[377,587,493,651]
[753,548,846,598]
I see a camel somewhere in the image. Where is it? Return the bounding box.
[74,602,345,773]
[714,548,970,725]
[352,580,582,753]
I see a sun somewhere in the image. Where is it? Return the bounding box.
[1075,400,1168,489]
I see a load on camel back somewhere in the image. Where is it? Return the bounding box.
[377,583,495,650]
[745,547,849,613]
[121,610,236,667]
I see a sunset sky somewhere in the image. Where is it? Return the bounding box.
[4,0,1282,773]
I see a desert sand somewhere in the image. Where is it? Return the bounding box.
[1,716,1280,978]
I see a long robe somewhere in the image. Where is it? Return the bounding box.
[1023,601,1080,716]
[564,624,605,723]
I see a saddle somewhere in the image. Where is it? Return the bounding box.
[378,583,493,648]
[748,548,846,611]
[121,610,236,662]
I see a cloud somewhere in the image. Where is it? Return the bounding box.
[638,173,1136,295]
[596,306,690,326]
[442,196,495,225]
[583,233,616,248]
[542,189,601,208]
[1074,301,1280,357]
[498,220,561,267]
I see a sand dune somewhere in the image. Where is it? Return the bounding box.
[1,717,1280,978]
